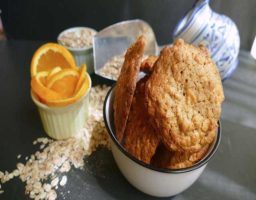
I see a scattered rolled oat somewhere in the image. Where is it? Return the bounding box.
[12,169,19,177]
[59,161,71,173]
[59,176,67,187]
[0,85,110,200]
[51,177,59,188]
[43,184,51,193]
[47,190,57,200]
[59,28,97,48]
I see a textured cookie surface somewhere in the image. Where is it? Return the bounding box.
[124,77,160,164]
[168,144,210,169]
[151,143,210,169]
[114,36,145,142]
[145,39,224,152]
[140,55,158,74]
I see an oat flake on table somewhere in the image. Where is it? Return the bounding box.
[0,85,110,200]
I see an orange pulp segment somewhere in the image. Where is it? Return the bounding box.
[46,69,79,98]
[45,77,90,107]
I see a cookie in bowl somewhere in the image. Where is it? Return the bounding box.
[103,36,224,197]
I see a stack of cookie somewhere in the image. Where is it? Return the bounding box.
[113,36,224,169]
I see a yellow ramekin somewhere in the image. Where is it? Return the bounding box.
[31,73,91,140]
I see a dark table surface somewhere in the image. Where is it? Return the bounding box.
[0,40,256,200]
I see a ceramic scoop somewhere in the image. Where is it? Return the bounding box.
[93,19,158,80]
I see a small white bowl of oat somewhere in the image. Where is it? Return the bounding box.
[57,27,97,74]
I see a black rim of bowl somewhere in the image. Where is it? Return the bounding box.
[103,85,222,174]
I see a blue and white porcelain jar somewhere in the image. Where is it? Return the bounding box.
[173,0,240,81]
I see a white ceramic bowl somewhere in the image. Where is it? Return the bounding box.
[103,86,221,197]
[57,27,97,74]
[31,73,91,140]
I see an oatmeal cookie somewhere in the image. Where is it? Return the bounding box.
[114,36,145,142]
[151,143,172,168]
[124,77,160,164]
[169,144,210,169]
[151,143,210,169]
[140,55,158,74]
[145,39,224,152]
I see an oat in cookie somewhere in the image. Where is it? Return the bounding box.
[124,77,160,164]
[114,36,145,142]
[0,85,110,200]
[145,39,224,153]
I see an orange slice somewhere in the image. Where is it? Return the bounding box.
[45,66,62,85]
[45,77,90,107]
[74,64,87,94]
[30,43,77,77]
[36,71,49,86]
[46,69,79,98]
[31,72,62,102]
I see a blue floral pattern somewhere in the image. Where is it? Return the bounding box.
[173,1,240,80]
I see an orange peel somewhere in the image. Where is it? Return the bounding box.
[45,75,90,107]
[30,43,77,77]
[74,64,87,94]
[31,72,62,102]
[45,66,62,84]
[46,69,79,98]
